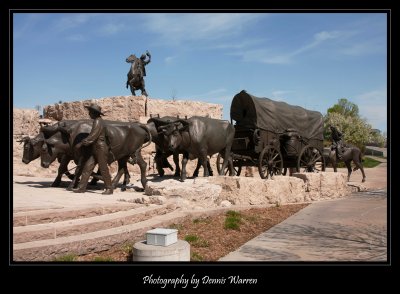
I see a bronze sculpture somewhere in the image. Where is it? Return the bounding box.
[73,104,113,194]
[159,117,235,181]
[324,146,366,182]
[41,119,151,192]
[330,125,344,160]
[126,50,151,97]
[325,125,366,182]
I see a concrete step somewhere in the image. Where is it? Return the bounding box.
[13,203,141,226]
[13,204,176,244]
[13,209,190,261]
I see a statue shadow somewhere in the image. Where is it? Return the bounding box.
[15,180,61,188]
[14,180,104,191]
[233,221,387,261]
[146,174,182,183]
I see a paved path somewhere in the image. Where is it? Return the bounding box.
[220,190,387,261]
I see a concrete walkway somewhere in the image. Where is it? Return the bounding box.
[220,190,387,262]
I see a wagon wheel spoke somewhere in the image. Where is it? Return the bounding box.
[258,146,283,179]
[217,154,241,176]
[298,146,325,173]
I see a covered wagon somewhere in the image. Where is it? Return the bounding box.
[217,90,325,178]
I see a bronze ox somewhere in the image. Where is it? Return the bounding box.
[40,120,151,191]
[159,116,235,181]
[146,116,213,178]
[18,120,83,186]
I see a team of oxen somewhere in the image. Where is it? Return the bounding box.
[19,116,235,192]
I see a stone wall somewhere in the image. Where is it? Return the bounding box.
[43,95,222,121]
[144,173,355,210]
[13,109,40,136]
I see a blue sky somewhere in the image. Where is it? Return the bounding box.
[13,12,388,133]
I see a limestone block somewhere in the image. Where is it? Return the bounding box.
[13,108,40,136]
[220,200,232,207]
[210,176,306,206]
[147,98,222,120]
[292,172,352,201]
[145,178,222,208]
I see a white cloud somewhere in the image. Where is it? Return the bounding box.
[164,56,176,64]
[54,14,96,32]
[354,89,387,131]
[98,23,125,35]
[340,39,386,56]
[291,30,342,55]
[211,39,265,50]
[231,30,345,65]
[143,13,263,44]
[314,31,341,42]
[14,14,43,39]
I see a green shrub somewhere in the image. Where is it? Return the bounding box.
[226,210,241,217]
[193,217,211,224]
[53,254,77,262]
[224,216,241,230]
[184,234,199,242]
[191,252,203,261]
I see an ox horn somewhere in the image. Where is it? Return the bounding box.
[16,136,30,144]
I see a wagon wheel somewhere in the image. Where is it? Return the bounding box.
[216,153,241,176]
[258,146,283,179]
[297,146,325,173]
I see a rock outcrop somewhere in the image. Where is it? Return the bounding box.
[43,95,222,121]
[13,109,40,136]
[145,173,354,209]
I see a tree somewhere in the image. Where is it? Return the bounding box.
[324,98,373,151]
[324,112,371,150]
[327,98,359,118]
[171,88,177,102]
[368,129,386,147]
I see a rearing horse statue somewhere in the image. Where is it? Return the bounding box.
[324,145,366,182]
[126,51,151,96]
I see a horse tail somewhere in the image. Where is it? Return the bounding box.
[137,124,152,152]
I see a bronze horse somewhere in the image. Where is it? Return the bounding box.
[125,53,150,97]
[324,146,366,182]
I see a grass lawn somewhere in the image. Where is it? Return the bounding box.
[330,156,381,168]
[362,156,382,168]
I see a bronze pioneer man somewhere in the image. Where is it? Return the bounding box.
[73,103,113,194]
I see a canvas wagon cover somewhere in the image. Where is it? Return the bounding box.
[230,90,323,140]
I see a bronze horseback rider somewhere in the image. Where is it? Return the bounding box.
[126,50,151,96]
[330,125,344,160]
